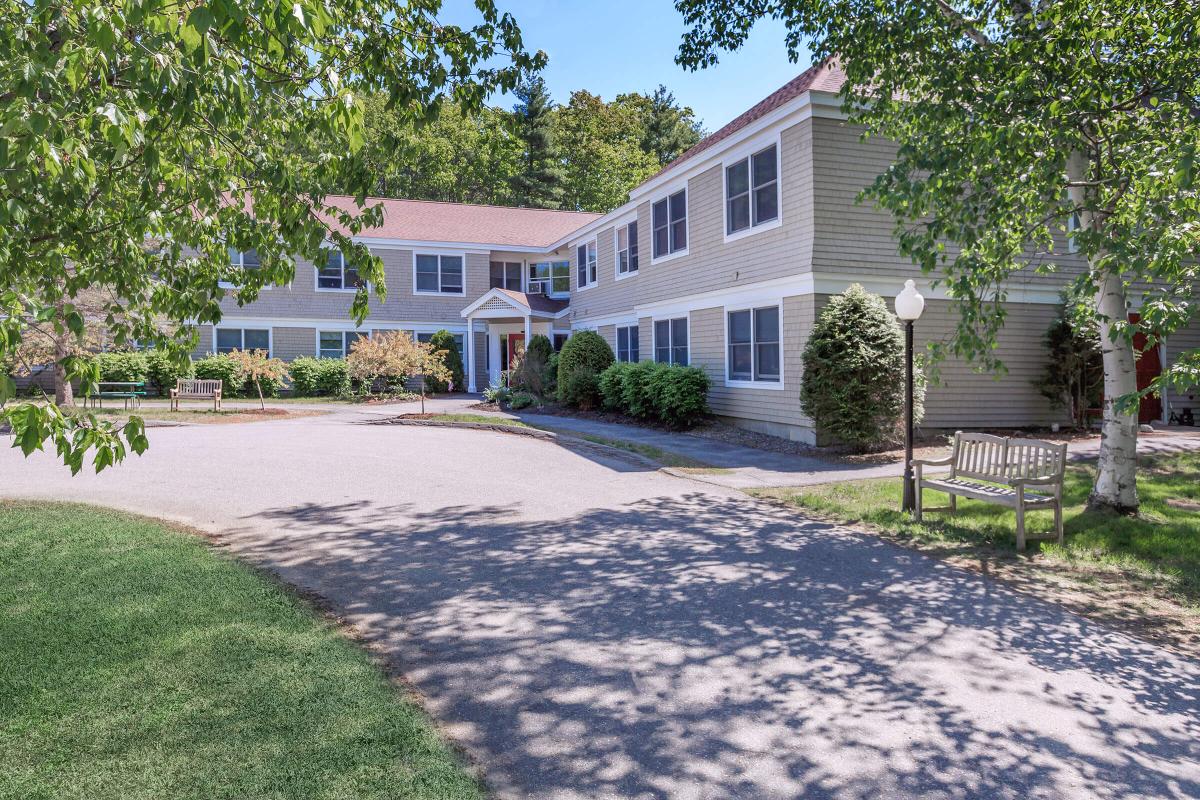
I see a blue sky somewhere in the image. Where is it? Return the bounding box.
[441,0,814,132]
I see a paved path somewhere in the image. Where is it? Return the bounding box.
[513,411,1200,488]
[2,413,1198,799]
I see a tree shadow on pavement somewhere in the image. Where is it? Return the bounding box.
[230,492,1200,800]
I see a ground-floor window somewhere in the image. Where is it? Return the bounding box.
[727,305,780,382]
[653,318,688,365]
[318,330,367,359]
[553,333,569,352]
[616,325,639,362]
[415,331,465,359]
[216,328,269,355]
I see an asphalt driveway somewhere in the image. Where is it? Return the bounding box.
[2,408,1198,799]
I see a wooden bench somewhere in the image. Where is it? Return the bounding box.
[170,379,223,411]
[911,431,1068,551]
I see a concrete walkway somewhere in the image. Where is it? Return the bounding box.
[512,411,1200,489]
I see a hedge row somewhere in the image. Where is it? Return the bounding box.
[91,351,193,397]
[289,357,351,397]
[598,361,711,429]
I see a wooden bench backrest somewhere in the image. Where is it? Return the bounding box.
[176,379,222,394]
[1006,438,1068,481]
[951,432,1009,481]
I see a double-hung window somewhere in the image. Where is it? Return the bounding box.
[316,250,362,290]
[529,261,570,296]
[319,330,367,359]
[616,325,639,362]
[228,248,261,272]
[489,261,523,290]
[576,240,597,288]
[416,331,465,359]
[415,253,464,295]
[726,143,779,235]
[653,318,688,365]
[215,328,269,355]
[616,221,639,276]
[652,189,687,259]
[727,306,780,383]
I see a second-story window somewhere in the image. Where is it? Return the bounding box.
[576,240,597,288]
[317,250,362,290]
[616,221,639,276]
[652,189,687,259]
[228,247,261,272]
[490,261,523,290]
[726,143,779,235]
[529,261,570,296]
[415,254,464,295]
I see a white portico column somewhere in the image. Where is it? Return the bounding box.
[523,314,532,349]
[466,314,477,393]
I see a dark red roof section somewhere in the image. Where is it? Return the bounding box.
[496,288,569,315]
[646,59,847,182]
[320,196,600,249]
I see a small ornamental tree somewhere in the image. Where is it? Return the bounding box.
[556,330,614,409]
[227,349,289,410]
[513,333,555,397]
[424,330,465,393]
[800,285,924,447]
[1038,294,1102,429]
[346,331,450,412]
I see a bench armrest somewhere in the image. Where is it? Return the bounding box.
[910,454,953,467]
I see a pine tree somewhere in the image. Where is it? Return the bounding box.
[641,86,704,167]
[510,77,566,208]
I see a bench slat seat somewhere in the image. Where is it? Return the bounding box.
[170,379,223,411]
[911,431,1068,551]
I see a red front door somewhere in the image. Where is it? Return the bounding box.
[1131,313,1163,424]
[506,334,525,371]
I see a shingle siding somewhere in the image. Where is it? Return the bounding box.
[272,327,316,362]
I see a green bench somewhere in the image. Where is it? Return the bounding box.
[85,381,148,410]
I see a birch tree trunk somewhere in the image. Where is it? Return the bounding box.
[1089,268,1139,512]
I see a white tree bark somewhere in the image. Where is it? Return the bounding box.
[1090,268,1140,511]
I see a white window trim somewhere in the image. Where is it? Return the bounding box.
[490,259,526,292]
[212,326,273,357]
[722,133,784,244]
[613,217,639,281]
[220,248,272,291]
[650,314,691,366]
[412,251,468,297]
[575,238,598,291]
[313,248,364,293]
[615,323,640,362]
[315,329,371,359]
[1066,211,1081,254]
[529,259,571,298]
[650,184,690,265]
[722,300,785,390]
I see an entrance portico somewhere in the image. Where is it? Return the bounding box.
[461,288,571,392]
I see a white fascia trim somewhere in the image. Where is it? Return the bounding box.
[810,273,1064,305]
[545,199,639,253]
[208,316,466,333]
[570,311,639,329]
[460,287,529,317]
[355,236,542,254]
[635,273,815,319]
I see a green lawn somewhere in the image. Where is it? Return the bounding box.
[0,502,482,800]
[754,451,1200,606]
[424,412,529,427]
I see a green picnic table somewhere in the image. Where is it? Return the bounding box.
[86,381,148,410]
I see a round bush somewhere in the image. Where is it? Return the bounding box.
[800,284,924,446]
[290,356,351,397]
[598,361,633,410]
[424,330,465,393]
[194,353,246,397]
[650,364,710,429]
[145,350,193,396]
[556,331,614,409]
[94,351,149,383]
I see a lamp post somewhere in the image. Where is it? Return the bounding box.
[895,279,925,513]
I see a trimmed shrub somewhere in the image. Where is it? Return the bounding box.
[94,351,149,383]
[800,284,924,446]
[556,331,614,409]
[621,360,663,420]
[545,351,560,396]
[194,353,245,396]
[648,364,710,429]
[424,330,465,393]
[558,366,601,411]
[290,356,351,397]
[508,391,537,410]
[598,361,634,410]
[513,334,555,397]
[145,350,193,396]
